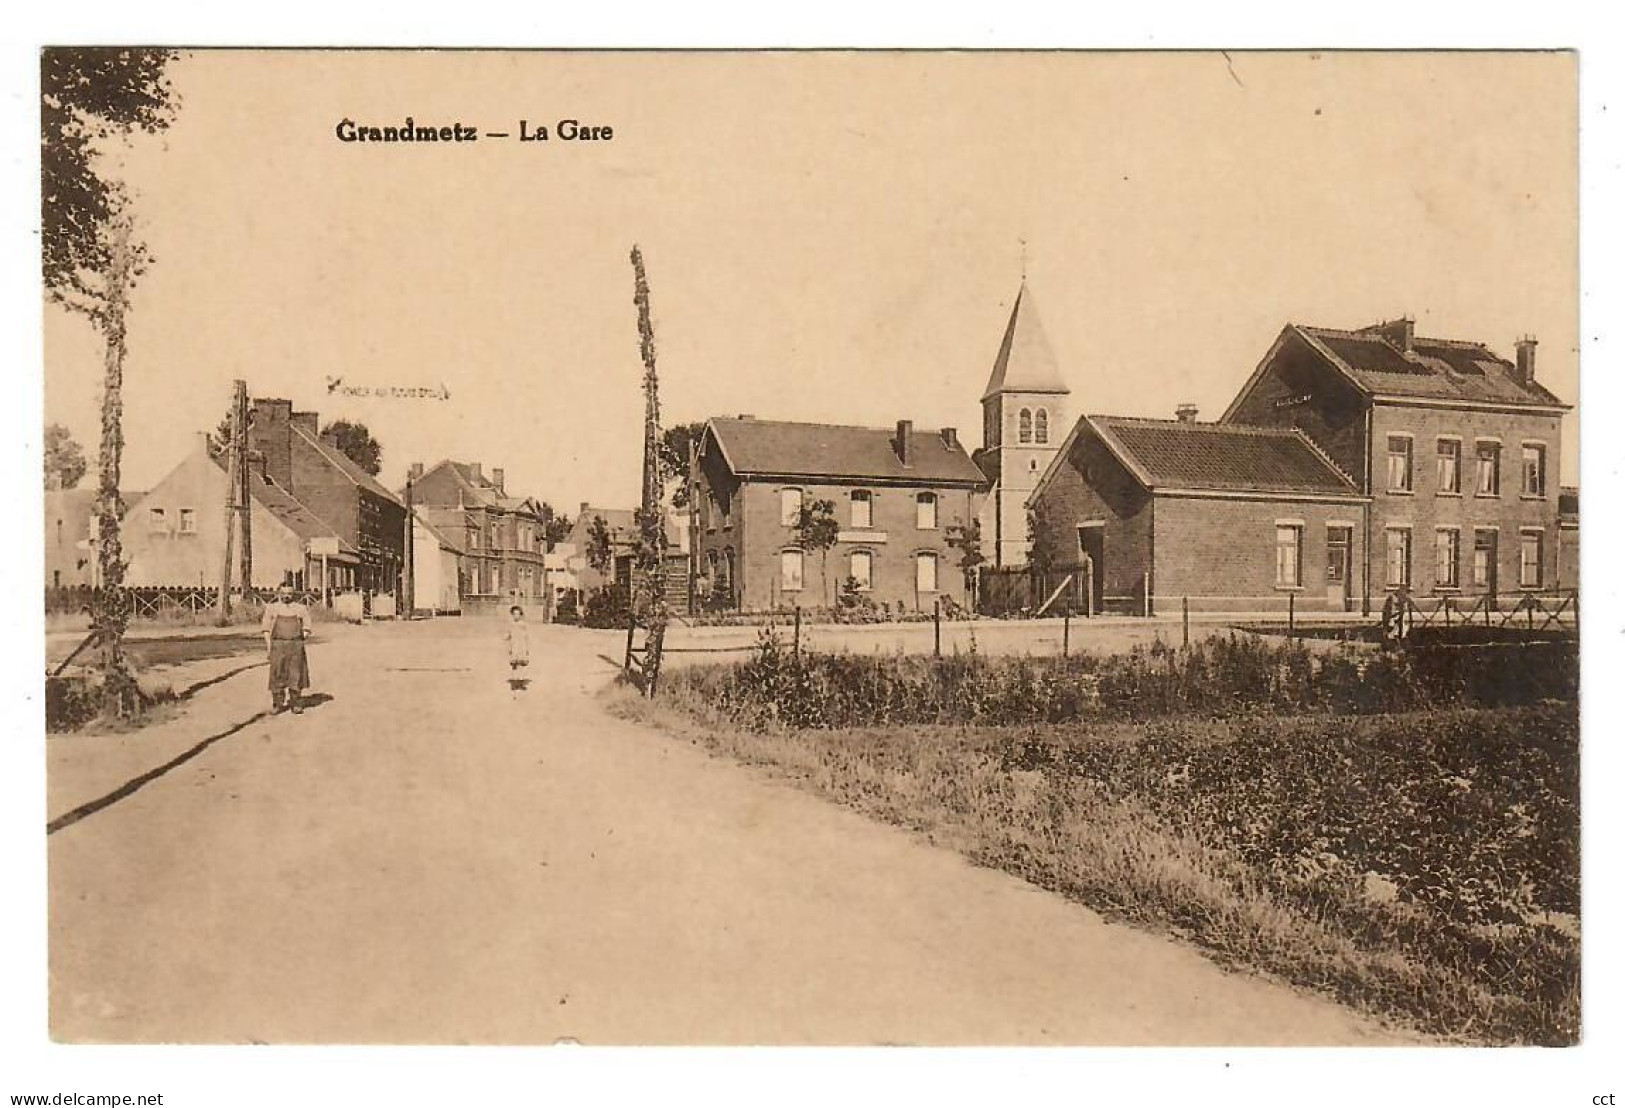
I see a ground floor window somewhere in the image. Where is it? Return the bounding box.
[780,548,804,592]
[1274,525,1303,587]
[1434,528,1460,589]
[850,549,873,590]
[1520,530,1544,588]
[915,551,939,594]
[1385,528,1411,589]
[1473,530,1497,589]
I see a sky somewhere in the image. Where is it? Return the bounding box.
[43,50,1579,509]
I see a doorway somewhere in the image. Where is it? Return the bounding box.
[1076,523,1104,613]
[1326,526,1353,611]
[1473,530,1498,597]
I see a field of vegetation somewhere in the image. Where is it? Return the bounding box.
[612,631,1580,1045]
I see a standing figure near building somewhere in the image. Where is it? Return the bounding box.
[262,585,312,714]
[505,604,530,690]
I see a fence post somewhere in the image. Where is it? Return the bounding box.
[793,604,801,658]
[1063,607,1070,657]
[1085,562,1094,619]
[933,599,941,658]
[1528,595,1536,630]
[623,612,636,673]
[1182,595,1190,650]
[1288,592,1296,640]
[1142,571,1151,618]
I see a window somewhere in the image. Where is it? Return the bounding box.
[850,489,873,529]
[1385,528,1411,588]
[1436,439,1460,495]
[1520,531,1544,588]
[1521,444,1547,498]
[1325,526,1352,585]
[1473,530,1497,589]
[1035,408,1049,444]
[719,490,732,529]
[780,548,804,592]
[148,507,167,532]
[780,487,803,527]
[1386,435,1413,492]
[915,552,939,593]
[1476,441,1501,497]
[915,491,938,530]
[850,550,873,590]
[1435,529,1460,589]
[1018,408,1033,443]
[178,508,197,534]
[1275,525,1303,588]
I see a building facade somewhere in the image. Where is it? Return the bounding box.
[1029,412,1368,613]
[1221,320,1571,610]
[694,416,987,612]
[973,284,1071,568]
[404,460,547,607]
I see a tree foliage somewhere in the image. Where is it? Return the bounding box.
[41,48,179,323]
[537,503,572,548]
[945,517,986,592]
[585,514,615,574]
[795,497,841,605]
[1027,499,1062,578]
[320,419,383,476]
[658,420,708,509]
[43,423,87,490]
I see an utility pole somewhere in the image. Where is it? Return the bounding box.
[215,379,243,623]
[630,244,668,693]
[403,475,415,618]
[235,382,252,596]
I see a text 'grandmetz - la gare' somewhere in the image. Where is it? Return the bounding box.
[334,118,614,143]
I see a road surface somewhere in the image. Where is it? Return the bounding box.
[48,617,1406,1045]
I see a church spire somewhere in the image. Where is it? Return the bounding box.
[981,283,1069,402]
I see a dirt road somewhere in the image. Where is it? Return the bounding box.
[49,618,1404,1045]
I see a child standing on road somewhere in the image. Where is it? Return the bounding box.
[505,604,530,690]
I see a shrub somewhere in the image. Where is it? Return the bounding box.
[581,586,629,629]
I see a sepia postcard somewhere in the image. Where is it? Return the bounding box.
[35,46,1580,1066]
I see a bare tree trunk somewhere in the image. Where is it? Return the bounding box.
[630,245,667,693]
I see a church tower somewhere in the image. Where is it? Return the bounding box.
[973,283,1071,567]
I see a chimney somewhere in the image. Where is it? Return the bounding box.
[939,427,959,449]
[1514,335,1538,385]
[249,398,294,490]
[580,501,590,520]
[492,467,505,494]
[470,462,483,483]
[895,419,914,466]
[736,413,755,420]
[291,411,319,439]
[408,462,424,482]
[1376,317,1415,354]
[1175,403,1199,423]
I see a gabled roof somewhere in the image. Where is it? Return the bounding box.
[209,452,360,555]
[1034,415,1363,504]
[705,418,986,486]
[1290,323,1569,409]
[411,508,466,554]
[292,425,404,505]
[981,283,1070,401]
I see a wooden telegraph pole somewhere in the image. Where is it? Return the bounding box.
[215,379,244,623]
[630,244,668,694]
[235,383,252,596]
[403,475,415,618]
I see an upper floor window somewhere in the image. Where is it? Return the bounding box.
[1436,439,1460,495]
[1521,444,1548,498]
[1018,408,1033,444]
[1386,435,1413,493]
[1475,441,1501,497]
[915,491,938,530]
[850,489,873,530]
[719,490,732,529]
[178,508,197,534]
[1034,408,1049,444]
[780,487,804,527]
[148,507,167,532]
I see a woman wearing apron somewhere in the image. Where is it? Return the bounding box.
[261,585,312,714]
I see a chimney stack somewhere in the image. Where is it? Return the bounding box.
[291,411,319,439]
[492,467,505,494]
[470,462,483,483]
[1514,335,1538,385]
[1375,317,1415,354]
[580,501,591,520]
[895,419,914,466]
[939,427,959,449]
[408,462,424,482]
[1175,403,1199,423]
[249,398,294,490]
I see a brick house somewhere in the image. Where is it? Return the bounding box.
[248,399,406,598]
[404,460,547,606]
[1028,411,1368,613]
[123,434,361,589]
[1221,320,1571,611]
[693,416,987,612]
